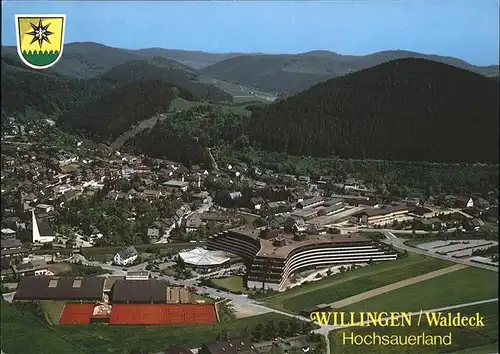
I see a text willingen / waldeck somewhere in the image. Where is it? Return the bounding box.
[310,311,486,327]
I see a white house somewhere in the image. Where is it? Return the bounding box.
[113,246,138,266]
[163,180,189,192]
[36,204,54,213]
[13,259,53,277]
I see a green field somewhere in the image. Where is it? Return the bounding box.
[1,301,84,354]
[344,267,499,313]
[329,302,498,353]
[217,300,237,323]
[263,253,452,313]
[39,300,66,324]
[197,75,276,103]
[211,276,245,293]
[168,97,252,116]
[1,301,291,354]
[168,97,204,111]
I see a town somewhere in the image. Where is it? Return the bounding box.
[2,1,499,352]
[1,114,498,354]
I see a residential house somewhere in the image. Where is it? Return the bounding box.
[413,218,444,230]
[344,178,367,191]
[1,228,17,239]
[199,337,254,354]
[254,181,267,189]
[147,227,160,242]
[57,152,78,167]
[1,247,29,260]
[351,205,410,225]
[297,176,310,184]
[249,197,264,210]
[274,338,310,353]
[229,191,242,200]
[143,190,162,199]
[35,204,54,213]
[152,346,193,354]
[163,180,189,193]
[474,197,490,210]
[173,204,191,228]
[183,213,202,233]
[113,246,138,266]
[455,196,474,209]
[296,196,324,209]
[1,268,15,281]
[463,218,485,231]
[410,206,437,218]
[317,202,345,216]
[12,259,52,278]
[121,165,135,180]
[1,237,22,250]
[200,213,232,224]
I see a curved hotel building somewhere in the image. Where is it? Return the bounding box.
[207,227,398,291]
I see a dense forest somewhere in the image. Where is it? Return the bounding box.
[128,105,243,166]
[238,59,499,163]
[93,60,233,103]
[1,58,106,117]
[2,55,232,123]
[200,50,499,94]
[57,80,195,143]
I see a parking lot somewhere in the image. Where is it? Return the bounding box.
[417,239,498,258]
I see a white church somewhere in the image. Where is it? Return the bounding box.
[32,210,55,243]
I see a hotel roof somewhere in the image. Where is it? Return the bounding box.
[226,227,371,259]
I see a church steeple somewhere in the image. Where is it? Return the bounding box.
[32,209,41,243]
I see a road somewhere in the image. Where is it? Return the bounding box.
[155,198,212,244]
[337,227,430,234]
[382,231,498,272]
[313,298,499,333]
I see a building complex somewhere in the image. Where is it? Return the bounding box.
[207,227,398,290]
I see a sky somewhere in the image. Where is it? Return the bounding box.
[1,1,499,66]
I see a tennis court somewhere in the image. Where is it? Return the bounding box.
[59,303,95,325]
[109,304,217,325]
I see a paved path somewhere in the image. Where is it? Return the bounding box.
[314,298,498,333]
[328,264,467,309]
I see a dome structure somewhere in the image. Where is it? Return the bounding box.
[178,247,230,267]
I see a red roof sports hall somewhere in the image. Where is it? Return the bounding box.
[14,276,218,325]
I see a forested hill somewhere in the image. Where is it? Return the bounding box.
[95,60,232,103]
[1,58,106,117]
[242,58,499,163]
[200,50,499,94]
[57,80,195,143]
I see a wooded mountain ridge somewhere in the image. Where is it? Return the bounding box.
[1,56,231,120]
[236,58,499,163]
[124,58,499,165]
[200,50,499,94]
[2,42,497,95]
